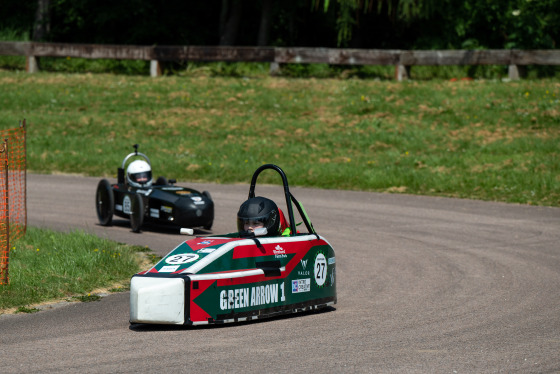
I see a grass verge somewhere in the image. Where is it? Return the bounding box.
[0,227,159,314]
[0,70,557,206]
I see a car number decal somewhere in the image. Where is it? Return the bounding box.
[314,252,327,287]
[165,253,199,264]
[123,195,132,215]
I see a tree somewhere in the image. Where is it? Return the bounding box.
[32,0,50,41]
[219,0,244,45]
[315,0,436,46]
[257,0,274,46]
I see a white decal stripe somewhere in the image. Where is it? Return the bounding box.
[248,234,322,246]
[189,269,264,281]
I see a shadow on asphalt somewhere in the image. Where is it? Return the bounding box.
[128,306,337,332]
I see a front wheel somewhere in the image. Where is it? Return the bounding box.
[203,220,213,231]
[130,194,144,233]
[96,179,114,226]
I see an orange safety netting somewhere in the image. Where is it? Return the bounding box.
[0,120,27,285]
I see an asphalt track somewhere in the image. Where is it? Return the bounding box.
[1,173,559,373]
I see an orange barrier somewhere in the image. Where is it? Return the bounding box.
[0,120,27,285]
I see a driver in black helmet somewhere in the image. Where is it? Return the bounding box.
[237,196,280,237]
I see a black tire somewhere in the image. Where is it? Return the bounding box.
[202,191,213,230]
[95,179,114,226]
[154,176,168,186]
[130,193,144,233]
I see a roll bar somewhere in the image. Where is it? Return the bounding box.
[118,144,151,184]
[248,164,316,237]
[121,144,151,169]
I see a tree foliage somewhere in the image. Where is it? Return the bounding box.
[0,0,557,50]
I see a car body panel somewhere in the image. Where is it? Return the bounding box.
[95,145,214,232]
[111,183,214,229]
[130,234,336,325]
[129,163,336,326]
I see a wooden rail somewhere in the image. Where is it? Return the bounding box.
[1,41,559,80]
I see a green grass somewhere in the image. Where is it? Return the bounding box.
[0,227,156,312]
[0,69,558,311]
[0,70,557,206]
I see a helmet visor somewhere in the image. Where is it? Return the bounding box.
[130,171,152,184]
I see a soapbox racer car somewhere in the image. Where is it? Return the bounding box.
[95,145,214,233]
[130,164,336,326]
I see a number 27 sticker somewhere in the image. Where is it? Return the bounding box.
[165,254,199,264]
[314,252,327,286]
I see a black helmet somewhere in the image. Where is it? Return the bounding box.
[237,197,280,236]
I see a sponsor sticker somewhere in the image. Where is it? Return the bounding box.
[292,279,311,293]
[150,208,159,218]
[298,259,310,276]
[197,247,217,254]
[188,238,233,251]
[273,245,285,255]
[161,206,173,213]
[159,265,180,273]
[328,257,335,265]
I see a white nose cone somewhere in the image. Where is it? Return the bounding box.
[130,276,186,325]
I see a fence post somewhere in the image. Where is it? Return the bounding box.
[508,64,526,80]
[22,119,27,232]
[395,64,410,81]
[0,138,9,285]
[26,56,40,73]
[150,60,162,77]
[269,62,281,75]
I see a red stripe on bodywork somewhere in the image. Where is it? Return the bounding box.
[232,241,302,259]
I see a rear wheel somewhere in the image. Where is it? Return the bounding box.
[202,191,213,230]
[130,194,144,233]
[95,179,114,226]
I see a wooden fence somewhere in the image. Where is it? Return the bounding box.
[1,41,559,80]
